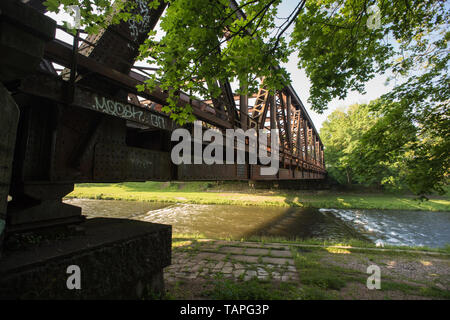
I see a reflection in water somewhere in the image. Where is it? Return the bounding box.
[64,199,450,248]
[133,204,367,241]
[65,198,168,219]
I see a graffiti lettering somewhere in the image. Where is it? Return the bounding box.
[94,96,143,120]
[151,114,165,128]
[128,0,152,42]
[129,157,153,169]
[92,96,166,129]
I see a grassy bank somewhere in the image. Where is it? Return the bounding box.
[66,181,450,211]
[161,235,450,300]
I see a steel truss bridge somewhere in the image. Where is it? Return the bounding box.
[0,0,326,234]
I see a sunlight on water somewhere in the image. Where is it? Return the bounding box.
[319,208,450,248]
[65,199,450,247]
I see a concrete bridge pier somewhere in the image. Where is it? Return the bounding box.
[0,218,171,299]
[0,83,20,257]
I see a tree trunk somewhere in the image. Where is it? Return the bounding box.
[345,168,352,185]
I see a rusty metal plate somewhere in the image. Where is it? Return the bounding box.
[236,164,248,179]
[126,147,171,181]
[294,170,303,179]
[178,164,242,180]
[93,144,170,181]
[250,165,277,180]
[278,168,292,180]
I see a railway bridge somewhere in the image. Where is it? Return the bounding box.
[0,0,326,298]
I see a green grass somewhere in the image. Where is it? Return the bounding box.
[380,280,450,299]
[292,247,363,291]
[202,274,303,300]
[290,245,450,300]
[291,246,450,300]
[67,181,450,211]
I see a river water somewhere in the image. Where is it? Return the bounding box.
[64,199,450,248]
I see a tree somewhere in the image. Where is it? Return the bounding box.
[320,102,381,186]
[354,99,449,195]
[46,1,448,113]
[321,100,448,195]
[44,0,449,194]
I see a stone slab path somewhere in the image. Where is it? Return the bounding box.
[164,240,299,283]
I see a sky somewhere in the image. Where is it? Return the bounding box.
[46,0,396,132]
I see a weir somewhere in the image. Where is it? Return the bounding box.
[0,0,326,298]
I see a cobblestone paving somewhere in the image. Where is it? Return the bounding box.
[164,240,299,283]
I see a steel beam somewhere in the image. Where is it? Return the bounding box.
[240,93,248,130]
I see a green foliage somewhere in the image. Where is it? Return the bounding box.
[43,0,143,34]
[321,102,380,185]
[45,1,449,193]
[355,99,449,195]
[321,100,449,195]
[139,0,291,124]
[292,0,449,113]
[45,1,448,119]
[293,0,449,195]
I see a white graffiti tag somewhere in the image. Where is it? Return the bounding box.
[129,0,152,42]
[151,114,165,128]
[92,96,166,129]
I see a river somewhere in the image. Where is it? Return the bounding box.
[64,199,450,248]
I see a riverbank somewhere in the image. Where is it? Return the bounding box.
[67,182,450,211]
[161,236,450,300]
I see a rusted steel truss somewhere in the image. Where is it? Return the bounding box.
[12,0,326,186]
